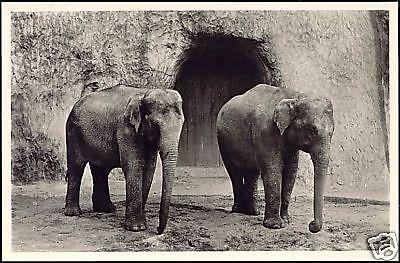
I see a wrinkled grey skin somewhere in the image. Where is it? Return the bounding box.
[216,84,334,233]
[64,84,184,234]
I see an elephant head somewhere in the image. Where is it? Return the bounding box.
[124,88,184,234]
[80,82,101,97]
[273,96,334,233]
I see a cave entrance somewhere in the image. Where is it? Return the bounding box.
[174,33,271,166]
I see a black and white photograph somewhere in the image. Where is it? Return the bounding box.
[2,2,398,261]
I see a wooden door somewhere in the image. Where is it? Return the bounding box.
[177,75,224,166]
[176,72,254,166]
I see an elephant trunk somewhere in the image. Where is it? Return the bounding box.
[309,140,331,233]
[157,129,181,234]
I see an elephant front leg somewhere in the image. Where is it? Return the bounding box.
[119,143,147,232]
[125,176,146,231]
[142,148,157,213]
[123,164,147,231]
[280,149,299,224]
[259,154,285,229]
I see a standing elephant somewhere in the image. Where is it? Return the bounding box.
[216,84,334,233]
[64,84,184,234]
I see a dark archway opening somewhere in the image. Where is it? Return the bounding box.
[174,32,274,166]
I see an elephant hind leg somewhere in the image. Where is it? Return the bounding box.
[65,123,88,216]
[217,136,246,214]
[243,170,260,215]
[229,170,245,214]
[64,149,86,216]
[89,164,115,213]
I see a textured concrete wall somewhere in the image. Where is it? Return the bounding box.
[11,11,389,197]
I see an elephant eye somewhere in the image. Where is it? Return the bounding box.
[304,125,318,136]
[293,106,301,116]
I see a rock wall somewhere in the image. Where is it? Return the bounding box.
[11,10,389,197]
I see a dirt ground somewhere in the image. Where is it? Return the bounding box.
[11,167,390,252]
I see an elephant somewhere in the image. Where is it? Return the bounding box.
[64,84,184,234]
[216,84,334,233]
[79,82,101,97]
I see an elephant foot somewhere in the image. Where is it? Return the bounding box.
[281,213,292,224]
[231,203,259,215]
[309,220,323,233]
[93,202,116,213]
[263,217,285,229]
[242,205,260,215]
[231,203,241,213]
[125,218,147,232]
[64,204,82,216]
[92,195,116,213]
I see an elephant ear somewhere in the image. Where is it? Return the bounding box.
[273,98,298,135]
[123,97,143,134]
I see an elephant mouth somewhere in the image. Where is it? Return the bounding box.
[299,143,311,152]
